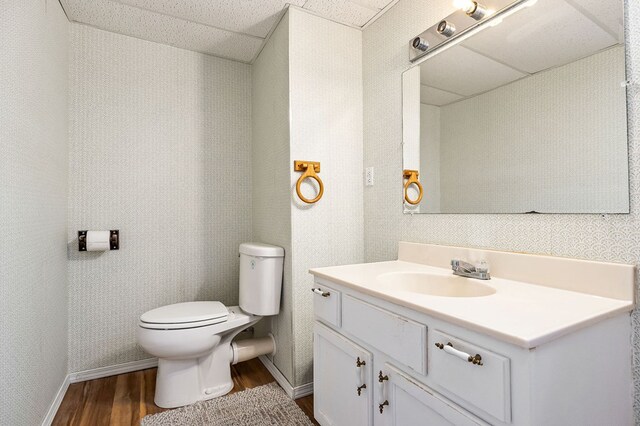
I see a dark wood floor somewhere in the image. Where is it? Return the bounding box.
[53,358,317,425]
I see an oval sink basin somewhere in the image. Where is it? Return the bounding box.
[377,272,496,298]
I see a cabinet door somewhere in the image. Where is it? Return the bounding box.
[314,322,373,426]
[376,364,487,426]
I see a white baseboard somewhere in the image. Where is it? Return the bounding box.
[68,357,158,383]
[41,375,70,426]
[258,355,313,399]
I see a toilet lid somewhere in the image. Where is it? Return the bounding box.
[140,301,229,327]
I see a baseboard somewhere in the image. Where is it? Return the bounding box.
[68,357,158,383]
[41,374,70,426]
[258,355,313,399]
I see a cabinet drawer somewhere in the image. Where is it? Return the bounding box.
[429,330,511,423]
[342,295,427,374]
[313,283,341,327]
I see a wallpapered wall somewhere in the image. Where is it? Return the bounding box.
[362,0,640,417]
[0,1,69,424]
[288,7,364,386]
[252,7,364,387]
[68,24,252,372]
[252,11,295,383]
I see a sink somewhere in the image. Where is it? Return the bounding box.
[377,272,496,297]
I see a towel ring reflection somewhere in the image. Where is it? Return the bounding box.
[403,169,423,205]
[294,160,324,204]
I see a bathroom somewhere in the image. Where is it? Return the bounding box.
[2,0,639,424]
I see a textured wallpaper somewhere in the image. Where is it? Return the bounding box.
[363,0,640,418]
[251,8,364,387]
[288,7,364,386]
[68,24,252,372]
[251,12,295,383]
[0,1,69,425]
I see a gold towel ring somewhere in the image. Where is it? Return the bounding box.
[294,161,324,204]
[403,169,423,205]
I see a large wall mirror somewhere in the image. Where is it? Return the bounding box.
[402,0,628,214]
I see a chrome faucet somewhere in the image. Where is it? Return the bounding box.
[451,259,490,280]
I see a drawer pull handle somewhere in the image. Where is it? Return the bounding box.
[378,371,389,413]
[312,288,330,297]
[357,383,367,396]
[435,342,483,366]
[356,357,366,387]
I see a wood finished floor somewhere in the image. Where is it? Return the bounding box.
[52,358,317,426]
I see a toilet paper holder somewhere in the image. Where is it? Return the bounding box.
[78,230,119,251]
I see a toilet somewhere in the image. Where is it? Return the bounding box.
[136,242,284,408]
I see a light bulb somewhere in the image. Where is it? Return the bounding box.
[453,0,476,13]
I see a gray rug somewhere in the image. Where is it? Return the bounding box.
[141,382,314,426]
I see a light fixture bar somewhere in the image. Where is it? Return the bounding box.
[409,0,534,62]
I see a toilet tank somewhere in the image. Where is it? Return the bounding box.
[239,243,284,316]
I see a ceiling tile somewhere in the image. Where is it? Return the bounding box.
[462,0,618,74]
[565,0,624,42]
[61,0,263,62]
[420,46,527,97]
[303,0,379,27]
[350,0,393,10]
[421,85,464,106]
[111,0,306,38]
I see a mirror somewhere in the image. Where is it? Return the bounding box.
[402,0,628,214]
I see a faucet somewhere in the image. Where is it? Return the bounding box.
[451,259,490,280]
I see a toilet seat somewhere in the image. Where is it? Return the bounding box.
[140,301,229,330]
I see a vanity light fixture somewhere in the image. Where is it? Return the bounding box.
[412,36,429,52]
[409,0,536,62]
[437,20,456,37]
[455,0,489,20]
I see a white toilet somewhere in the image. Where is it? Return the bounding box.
[136,242,284,408]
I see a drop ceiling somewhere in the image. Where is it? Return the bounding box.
[59,0,397,63]
[420,0,624,106]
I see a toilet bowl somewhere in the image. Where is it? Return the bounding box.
[136,243,284,408]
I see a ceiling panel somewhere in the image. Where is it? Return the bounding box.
[565,0,624,42]
[61,0,396,62]
[462,0,618,74]
[61,0,263,62]
[350,0,395,11]
[420,85,464,106]
[420,46,527,97]
[302,0,381,27]
[111,0,306,38]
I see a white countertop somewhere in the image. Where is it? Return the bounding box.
[309,260,634,349]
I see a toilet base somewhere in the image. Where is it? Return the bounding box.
[154,353,235,408]
[151,310,263,408]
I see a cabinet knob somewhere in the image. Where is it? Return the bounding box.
[379,400,389,413]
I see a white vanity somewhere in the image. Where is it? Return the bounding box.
[310,242,635,425]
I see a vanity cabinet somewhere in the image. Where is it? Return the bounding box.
[314,322,372,426]
[312,277,633,426]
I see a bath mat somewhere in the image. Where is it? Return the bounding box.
[140,382,314,426]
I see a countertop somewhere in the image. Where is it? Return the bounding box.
[309,260,634,348]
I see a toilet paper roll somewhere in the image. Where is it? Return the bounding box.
[86,230,111,251]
